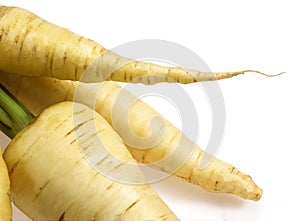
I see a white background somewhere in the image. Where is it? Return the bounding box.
[1,0,299,220]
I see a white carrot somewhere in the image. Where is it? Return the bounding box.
[1,94,178,220]
[0,5,278,84]
[0,72,262,201]
[0,149,12,221]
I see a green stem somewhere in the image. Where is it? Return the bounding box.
[0,84,34,139]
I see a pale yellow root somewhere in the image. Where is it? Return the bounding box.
[3,102,178,220]
[0,5,273,84]
[0,150,12,221]
[0,72,262,200]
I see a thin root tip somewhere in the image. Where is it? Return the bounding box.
[243,70,285,77]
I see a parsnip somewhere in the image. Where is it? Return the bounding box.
[3,101,178,220]
[0,149,12,221]
[0,72,262,200]
[0,5,273,84]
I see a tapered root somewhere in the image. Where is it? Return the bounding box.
[0,5,284,84]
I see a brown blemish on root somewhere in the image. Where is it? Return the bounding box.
[58,212,65,221]
[33,180,50,200]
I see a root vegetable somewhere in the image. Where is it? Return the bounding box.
[0,150,12,221]
[0,87,178,220]
[0,72,262,201]
[0,5,275,84]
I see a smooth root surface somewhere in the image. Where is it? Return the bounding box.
[0,73,262,200]
[3,102,178,220]
[0,150,12,221]
[0,5,259,84]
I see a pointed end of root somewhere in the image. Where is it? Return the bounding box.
[204,162,264,201]
[245,184,263,201]
[234,174,263,201]
[215,70,285,81]
[243,70,285,77]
